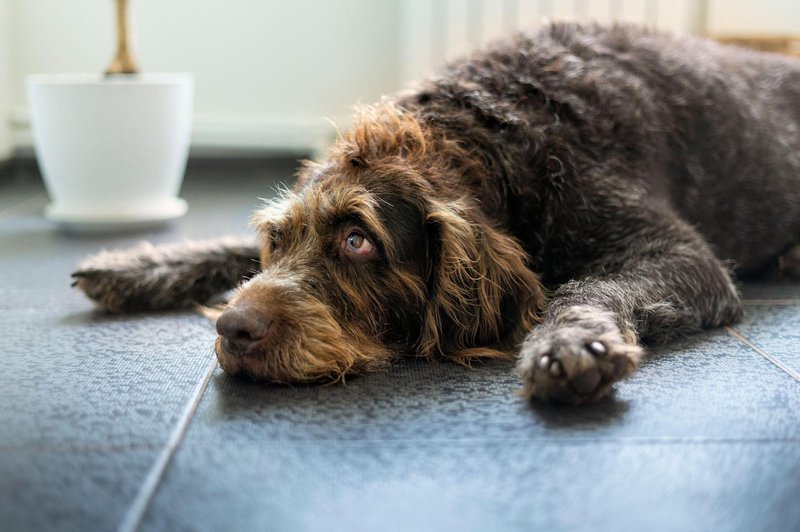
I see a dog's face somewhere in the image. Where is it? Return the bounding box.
[215,105,544,382]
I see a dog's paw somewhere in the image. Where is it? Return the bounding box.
[71,243,176,312]
[71,263,145,313]
[517,308,642,404]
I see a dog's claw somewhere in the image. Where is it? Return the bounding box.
[518,309,644,403]
[588,341,607,356]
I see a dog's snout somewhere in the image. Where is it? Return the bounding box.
[216,305,272,355]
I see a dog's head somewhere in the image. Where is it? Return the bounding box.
[215,104,545,382]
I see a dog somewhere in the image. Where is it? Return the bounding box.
[73,23,800,403]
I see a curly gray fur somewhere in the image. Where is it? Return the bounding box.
[72,237,260,312]
[72,23,800,401]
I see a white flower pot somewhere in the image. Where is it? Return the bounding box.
[26,73,193,231]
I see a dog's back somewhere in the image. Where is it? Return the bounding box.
[578,24,800,274]
[403,23,800,277]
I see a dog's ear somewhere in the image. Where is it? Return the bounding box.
[420,199,546,363]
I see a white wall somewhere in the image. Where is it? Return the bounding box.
[6,0,402,155]
[2,0,800,160]
[708,0,800,36]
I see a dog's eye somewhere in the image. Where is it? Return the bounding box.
[342,230,375,257]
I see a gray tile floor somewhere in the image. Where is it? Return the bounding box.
[1,159,799,532]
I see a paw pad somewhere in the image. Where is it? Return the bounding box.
[519,330,642,403]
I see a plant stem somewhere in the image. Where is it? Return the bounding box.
[106,0,139,75]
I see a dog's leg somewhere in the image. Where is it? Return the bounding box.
[518,216,743,403]
[72,237,260,312]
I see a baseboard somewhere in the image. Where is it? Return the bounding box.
[10,108,348,160]
[0,157,11,181]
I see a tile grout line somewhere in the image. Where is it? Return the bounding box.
[2,435,797,454]
[743,299,800,305]
[725,326,800,384]
[117,355,219,532]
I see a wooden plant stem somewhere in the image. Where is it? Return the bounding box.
[106,0,139,75]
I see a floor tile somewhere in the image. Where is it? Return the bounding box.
[141,440,800,532]
[0,162,294,531]
[3,161,800,532]
[732,304,800,378]
[134,330,800,530]
[0,449,155,532]
[0,309,216,449]
[148,331,800,448]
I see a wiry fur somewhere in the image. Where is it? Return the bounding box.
[215,271,391,383]
[72,237,260,312]
[73,23,800,403]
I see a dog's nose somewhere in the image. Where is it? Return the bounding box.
[216,305,272,356]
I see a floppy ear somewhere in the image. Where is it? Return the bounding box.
[420,199,546,363]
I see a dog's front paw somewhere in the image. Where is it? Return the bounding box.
[71,242,182,312]
[71,253,150,313]
[517,307,642,403]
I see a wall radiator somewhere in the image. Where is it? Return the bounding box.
[401,0,709,83]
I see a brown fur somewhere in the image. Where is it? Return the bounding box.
[73,24,800,403]
[218,103,546,382]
